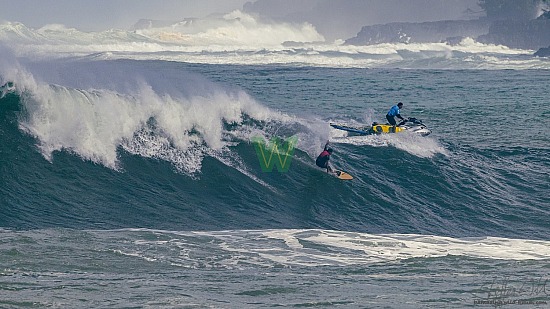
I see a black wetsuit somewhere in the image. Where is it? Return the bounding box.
[316,150,330,168]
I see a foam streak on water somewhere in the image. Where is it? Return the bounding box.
[1,228,549,308]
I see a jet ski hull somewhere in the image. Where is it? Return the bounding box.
[330,118,431,136]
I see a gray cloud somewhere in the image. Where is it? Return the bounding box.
[0,0,249,30]
[243,0,482,41]
[0,0,485,41]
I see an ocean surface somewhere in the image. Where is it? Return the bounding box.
[1,13,550,308]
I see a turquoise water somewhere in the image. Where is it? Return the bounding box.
[1,60,549,308]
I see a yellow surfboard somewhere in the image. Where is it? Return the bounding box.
[333,170,353,180]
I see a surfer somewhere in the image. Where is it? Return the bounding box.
[386,102,405,126]
[316,141,333,173]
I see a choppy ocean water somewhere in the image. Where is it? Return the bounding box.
[1,15,550,308]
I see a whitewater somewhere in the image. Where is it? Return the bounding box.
[1,10,549,69]
[1,10,549,308]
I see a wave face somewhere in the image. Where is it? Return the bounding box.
[1,59,549,241]
[1,17,550,69]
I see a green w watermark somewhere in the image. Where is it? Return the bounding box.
[251,135,298,172]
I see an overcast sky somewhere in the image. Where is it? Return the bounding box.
[244,0,482,40]
[0,0,250,30]
[0,0,484,42]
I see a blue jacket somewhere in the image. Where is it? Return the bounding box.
[387,105,401,117]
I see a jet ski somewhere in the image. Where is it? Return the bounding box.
[330,117,431,136]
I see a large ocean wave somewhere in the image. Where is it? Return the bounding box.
[1,60,548,240]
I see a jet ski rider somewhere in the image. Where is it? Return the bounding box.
[386,102,405,126]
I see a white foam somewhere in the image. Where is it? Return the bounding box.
[113,229,550,268]
[1,20,549,69]
[2,61,296,175]
[243,229,550,266]
[137,10,324,47]
[331,131,449,158]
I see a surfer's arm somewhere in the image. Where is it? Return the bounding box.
[324,141,329,151]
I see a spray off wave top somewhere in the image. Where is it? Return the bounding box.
[2,59,298,174]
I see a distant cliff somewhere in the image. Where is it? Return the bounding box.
[345,20,491,45]
[345,17,550,50]
[535,46,550,57]
[477,19,550,49]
